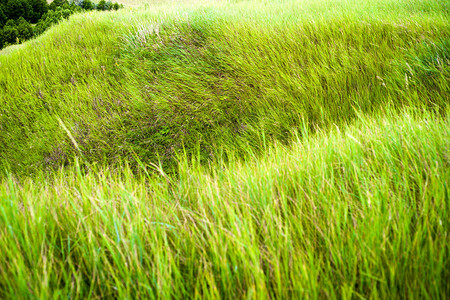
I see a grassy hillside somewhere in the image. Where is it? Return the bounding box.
[0,0,449,298]
[1,0,448,174]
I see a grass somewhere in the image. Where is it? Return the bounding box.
[0,0,449,298]
[0,0,448,174]
[0,109,448,298]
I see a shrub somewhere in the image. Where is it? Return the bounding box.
[34,8,62,35]
[0,0,120,49]
[0,0,48,24]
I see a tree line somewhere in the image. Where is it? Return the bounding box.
[0,0,122,49]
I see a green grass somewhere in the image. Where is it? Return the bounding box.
[0,0,448,174]
[1,109,448,298]
[0,0,449,298]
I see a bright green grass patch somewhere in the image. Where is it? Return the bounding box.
[0,110,448,298]
[0,0,448,175]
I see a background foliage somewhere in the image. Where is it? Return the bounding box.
[0,0,122,48]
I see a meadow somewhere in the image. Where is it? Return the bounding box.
[0,0,449,298]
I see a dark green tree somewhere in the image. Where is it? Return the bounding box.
[5,0,32,21]
[0,28,4,48]
[0,17,32,45]
[80,0,94,10]
[15,17,32,40]
[96,0,106,10]
[28,0,48,23]
[0,7,7,27]
[1,20,19,44]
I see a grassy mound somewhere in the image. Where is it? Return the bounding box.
[0,0,448,175]
[1,110,448,298]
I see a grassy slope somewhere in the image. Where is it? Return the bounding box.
[0,0,448,174]
[0,0,449,298]
[1,110,449,298]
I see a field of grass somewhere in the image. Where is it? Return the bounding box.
[0,0,449,298]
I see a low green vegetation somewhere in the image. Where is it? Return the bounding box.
[0,0,448,298]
